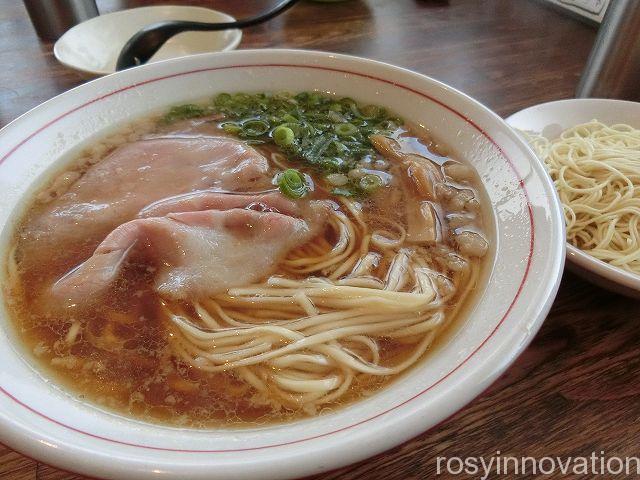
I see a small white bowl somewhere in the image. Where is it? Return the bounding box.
[0,49,564,479]
[506,98,640,297]
[54,6,242,77]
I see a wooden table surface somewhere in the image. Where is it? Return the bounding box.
[4,1,640,479]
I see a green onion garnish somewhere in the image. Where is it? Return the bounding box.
[222,122,242,134]
[166,92,402,197]
[359,104,386,120]
[272,126,295,147]
[359,173,383,193]
[162,104,208,124]
[214,93,232,106]
[242,119,270,137]
[334,123,358,137]
[278,169,309,199]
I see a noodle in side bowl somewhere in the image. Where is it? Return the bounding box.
[524,121,640,274]
[508,98,640,296]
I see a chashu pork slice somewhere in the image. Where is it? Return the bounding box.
[20,136,271,273]
[52,198,329,303]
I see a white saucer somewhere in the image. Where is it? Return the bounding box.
[54,6,242,77]
[507,98,640,297]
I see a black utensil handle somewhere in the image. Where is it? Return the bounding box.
[116,0,301,71]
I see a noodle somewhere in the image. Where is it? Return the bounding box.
[165,204,476,411]
[523,121,640,274]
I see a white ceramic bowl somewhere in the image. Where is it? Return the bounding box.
[507,99,640,297]
[0,49,564,479]
[54,6,242,77]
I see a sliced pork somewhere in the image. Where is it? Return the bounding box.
[52,197,329,303]
[139,191,302,218]
[20,136,271,274]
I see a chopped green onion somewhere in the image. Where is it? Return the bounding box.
[221,122,242,134]
[319,157,345,173]
[294,92,310,103]
[359,104,386,119]
[332,141,349,155]
[234,93,252,103]
[359,174,383,193]
[214,93,232,106]
[340,97,357,108]
[279,122,303,137]
[334,123,358,137]
[308,137,333,162]
[162,104,208,124]
[272,125,295,147]
[327,110,346,123]
[309,92,322,104]
[278,169,309,199]
[242,119,270,137]
[191,91,402,197]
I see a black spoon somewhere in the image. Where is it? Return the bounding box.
[115,0,301,71]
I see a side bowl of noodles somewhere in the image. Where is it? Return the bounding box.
[0,50,564,479]
[507,98,640,298]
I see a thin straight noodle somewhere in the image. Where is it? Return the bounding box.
[523,121,640,274]
[163,177,482,412]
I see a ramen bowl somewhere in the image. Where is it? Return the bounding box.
[0,49,564,479]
